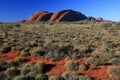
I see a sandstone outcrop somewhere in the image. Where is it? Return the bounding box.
[19,9,104,22]
[49,9,87,22]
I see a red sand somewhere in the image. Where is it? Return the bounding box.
[0,51,111,80]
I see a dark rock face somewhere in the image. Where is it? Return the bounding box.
[35,13,53,22]
[50,10,87,22]
[87,16,96,21]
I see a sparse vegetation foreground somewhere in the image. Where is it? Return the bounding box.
[1,21,120,80]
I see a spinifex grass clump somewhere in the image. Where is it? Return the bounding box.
[15,57,29,64]
[107,66,120,80]
[31,48,46,57]
[35,62,46,73]
[45,51,60,61]
[5,67,20,79]
[64,61,79,71]
[0,46,11,53]
[20,47,31,57]
[49,75,61,80]
[62,71,79,80]
[35,74,48,80]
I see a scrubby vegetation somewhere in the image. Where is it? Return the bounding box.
[1,21,120,80]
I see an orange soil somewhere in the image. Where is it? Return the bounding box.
[0,51,111,80]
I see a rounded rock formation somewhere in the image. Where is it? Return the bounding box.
[49,10,87,22]
[35,13,53,22]
[95,17,103,21]
[27,11,53,22]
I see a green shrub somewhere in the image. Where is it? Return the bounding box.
[79,75,91,80]
[26,71,37,79]
[6,61,18,68]
[5,67,20,77]
[0,60,7,71]
[31,48,46,57]
[59,45,74,54]
[21,64,38,80]
[109,58,120,65]
[0,73,7,80]
[79,64,87,71]
[0,46,11,53]
[21,64,38,75]
[107,66,120,80]
[45,51,60,61]
[92,50,113,61]
[35,74,48,80]
[75,45,93,54]
[85,57,94,65]
[35,62,45,73]
[100,22,113,29]
[113,51,120,57]
[85,57,105,66]
[15,57,29,64]
[21,64,33,75]
[49,75,60,80]
[25,41,37,48]
[44,41,58,50]
[62,71,79,80]
[20,48,31,57]
[64,61,79,71]
[13,75,27,80]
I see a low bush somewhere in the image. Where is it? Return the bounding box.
[49,75,60,80]
[109,58,120,65]
[85,57,105,66]
[15,57,29,64]
[59,45,74,54]
[79,64,87,71]
[45,51,60,61]
[26,71,37,79]
[64,61,79,71]
[31,48,46,57]
[0,46,11,53]
[0,60,7,71]
[79,75,91,80]
[6,61,18,68]
[35,62,45,73]
[5,67,20,78]
[21,64,33,76]
[35,74,48,80]
[85,57,94,65]
[92,50,113,61]
[13,75,27,80]
[43,41,59,50]
[62,71,79,80]
[107,66,120,80]
[0,73,7,80]
[20,48,31,57]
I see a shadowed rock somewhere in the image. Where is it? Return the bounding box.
[50,9,87,22]
[18,20,26,22]
[87,16,96,21]
[35,13,53,22]
[27,11,45,22]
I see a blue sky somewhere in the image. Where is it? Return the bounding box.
[0,0,120,22]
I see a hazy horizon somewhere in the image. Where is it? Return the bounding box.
[0,0,120,22]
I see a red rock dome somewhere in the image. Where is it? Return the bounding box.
[49,9,87,22]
